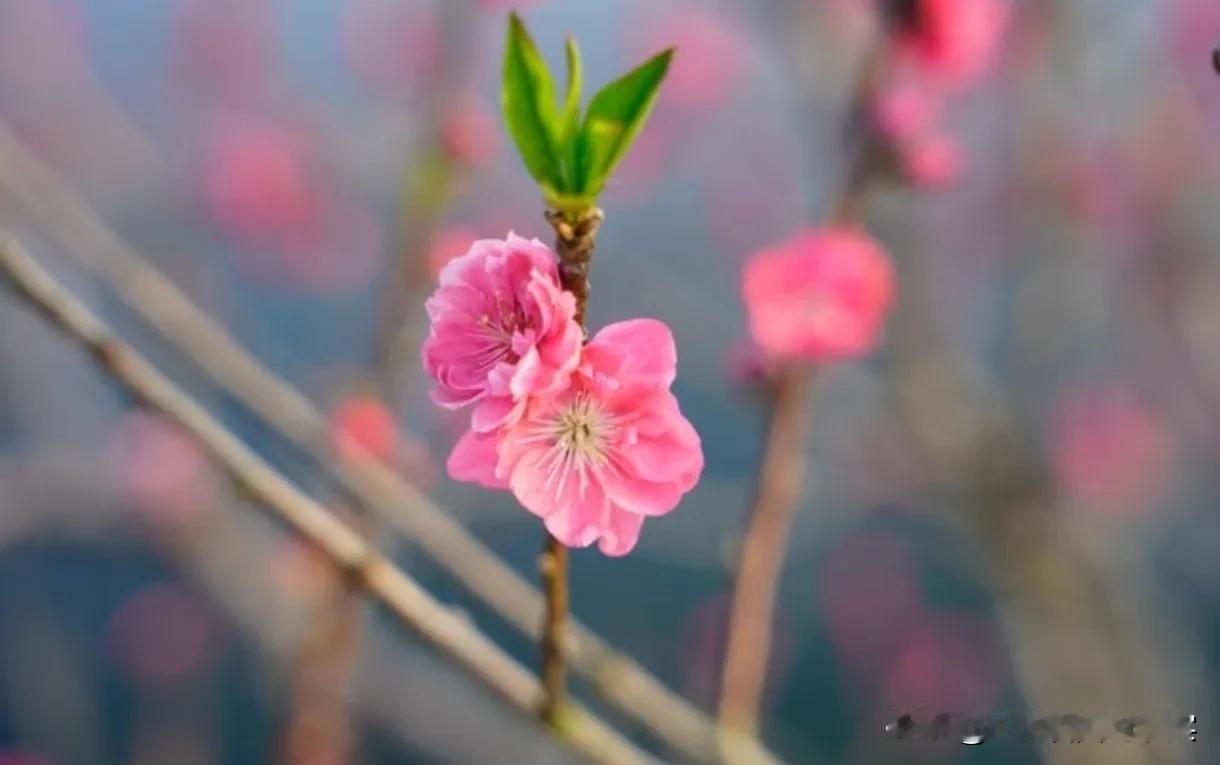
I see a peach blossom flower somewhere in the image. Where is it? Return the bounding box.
[1049,384,1175,519]
[329,394,398,463]
[421,234,583,411]
[448,319,703,555]
[894,0,1009,90]
[742,227,895,363]
[901,132,963,187]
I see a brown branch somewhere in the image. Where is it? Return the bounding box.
[539,536,570,724]
[536,204,604,724]
[0,126,783,765]
[718,27,893,741]
[0,231,659,765]
[718,369,815,736]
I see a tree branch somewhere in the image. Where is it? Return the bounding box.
[0,231,657,765]
[0,126,784,765]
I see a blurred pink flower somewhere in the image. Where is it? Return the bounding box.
[631,6,746,112]
[108,584,217,686]
[1049,384,1175,519]
[871,82,943,144]
[821,532,923,687]
[112,412,216,527]
[742,227,896,363]
[901,132,963,187]
[881,613,1002,716]
[893,0,1009,90]
[330,394,398,463]
[340,0,439,92]
[0,753,49,765]
[422,234,582,411]
[428,227,480,277]
[202,116,320,244]
[0,0,87,90]
[171,0,271,101]
[449,319,703,555]
[440,104,500,167]
[200,114,384,293]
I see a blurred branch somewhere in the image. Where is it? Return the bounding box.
[718,30,892,740]
[0,456,591,765]
[888,249,1185,765]
[0,127,781,765]
[0,232,657,765]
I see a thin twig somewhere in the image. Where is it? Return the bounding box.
[718,27,893,739]
[0,126,783,765]
[538,205,604,724]
[0,231,658,765]
[539,536,569,724]
[717,369,814,736]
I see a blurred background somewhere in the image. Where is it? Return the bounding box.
[0,0,1218,763]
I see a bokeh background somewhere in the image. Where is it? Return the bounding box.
[0,0,1218,763]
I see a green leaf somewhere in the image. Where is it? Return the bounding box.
[502,12,563,191]
[575,48,673,197]
[556,36,583,189]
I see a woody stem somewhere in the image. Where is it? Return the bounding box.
[538,205,603,725]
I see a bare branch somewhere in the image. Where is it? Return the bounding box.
[0,127,781,765]
[0,231,657,765]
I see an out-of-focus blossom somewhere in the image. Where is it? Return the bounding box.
[901,132,963,187]
[202,116,319,244]
[340,0,439,93]
[742,227,896,363]
[108,584,217,686]
[171,0,271,102]
[1049,384,1176,520]
[630,6,746,112]
[421,234,582,412]
[450,319,703,555]
[880,612,1002,716]
[892,0,1009,90]
[440,104,500,167]
[111,412,217,527]
[0,0,87,90]
[200,114,384,293]
[821,532,923,686]
[428,227,480,277]
[0,753,49,765]
[872,82,943,144]
[330,394,398,464]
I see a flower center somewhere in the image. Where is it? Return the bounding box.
[555,395,609,461]
[519,393,616,500]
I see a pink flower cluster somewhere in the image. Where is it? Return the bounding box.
[422,235,703,555]
[872,0,1009,186]
[742,226,895,364]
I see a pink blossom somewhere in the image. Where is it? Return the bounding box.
[742,227,895,363]
[340,0,439,92]
[448,319,703,556]
[1049,384,1175,519]
[202,116,320,243]
[421,234,583,412]
[871,82,943,144]
[428,227,479,277]
[630,6,746,112]
[108,584,217,686]
[901,132,963,187]
[330,394,398,463]
[440,103,500,167]
[893,0,1009,89]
